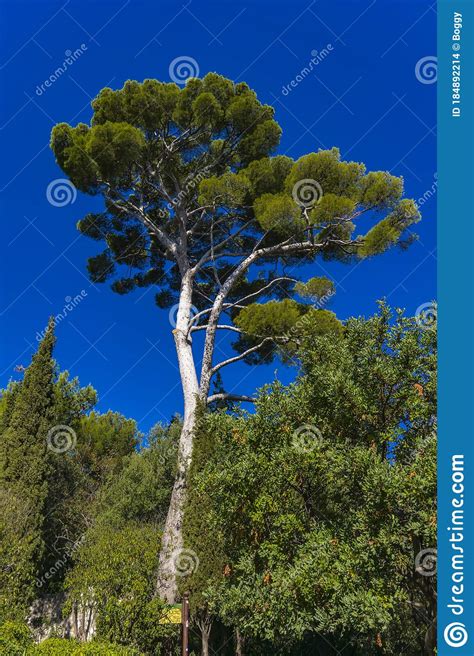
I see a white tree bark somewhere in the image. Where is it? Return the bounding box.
[155,240,325,603]
[155,272,200,603]
[236,629,245,656]
[105,150,365,610]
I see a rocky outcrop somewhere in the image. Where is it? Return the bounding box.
[28,594,96,643]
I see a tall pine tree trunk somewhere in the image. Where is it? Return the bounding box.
[156,274,200,603]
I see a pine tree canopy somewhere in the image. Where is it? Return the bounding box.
[50,73,420,358]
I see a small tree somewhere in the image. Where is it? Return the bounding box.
[50,73,420,602]
[65,523,173,651]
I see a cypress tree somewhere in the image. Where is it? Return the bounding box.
[0,318,56,616]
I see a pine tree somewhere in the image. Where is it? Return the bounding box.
[50,73,421,601]
[0,319,56,617]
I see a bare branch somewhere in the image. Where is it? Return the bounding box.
[191,217,256,273]
[191,324,242,334]
[206,393,256,405]
[199,239,321,394]
[227,276,298,309]
[104,187,178,257]
[210,337,275,374]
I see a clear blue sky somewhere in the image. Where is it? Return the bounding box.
[0,0,436,432]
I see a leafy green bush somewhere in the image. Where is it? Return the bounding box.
[186,304,437,655]
[0,623,141,656]
[65,524,177,654]
[31,638,76,655]
[0,620,33,655]
[31,638,141,654]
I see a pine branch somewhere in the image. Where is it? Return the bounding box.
[206,393,256,404]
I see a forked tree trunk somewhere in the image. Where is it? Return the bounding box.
[199,619,212,656]
[155,252,243,602]
[155,243,290,602]
[194,607,212,656]
[156,274,201,604]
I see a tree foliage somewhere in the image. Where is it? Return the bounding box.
[0,304,437,654]
[50,74,420,368]
[0,620,141,655]
[64,524,173,655]
[0,328,144,622]
[50,72,423,607]
[0,71,434,655]
[0,321,56,617]
[184,305,437,655]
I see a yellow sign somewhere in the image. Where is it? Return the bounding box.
[159,605,182,624]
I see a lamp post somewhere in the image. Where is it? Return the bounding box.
[182,592,190,656]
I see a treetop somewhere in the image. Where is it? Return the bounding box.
[50,73,420,353]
